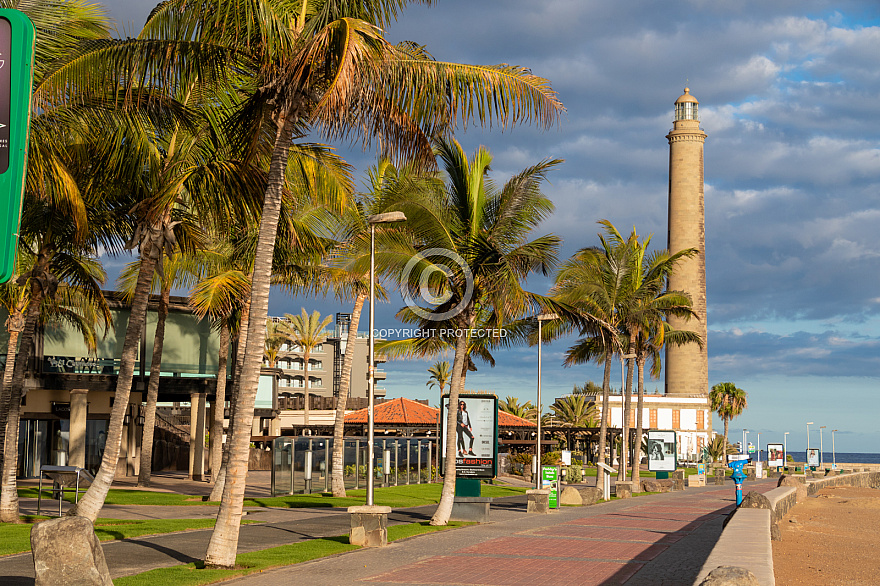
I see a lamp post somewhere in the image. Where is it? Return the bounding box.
[535,313,558,488]
[831,430,838,468]
[806,421,814,466]
[742,429,748,456]
[366,212,406,505]
[757,432,761,463]
[819,426,826,468]
[783,431,790,467]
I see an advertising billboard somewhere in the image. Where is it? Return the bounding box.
[807,448,820,467]
[767,443,785,468]
[440,394,498,478]
[647,430,677,472]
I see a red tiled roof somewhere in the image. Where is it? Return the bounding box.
[345,397,439,426]
[344,397,537,428]
[499,410,536,428]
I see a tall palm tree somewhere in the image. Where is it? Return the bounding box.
[279,310,333,426]
[709,382,748,465]
[130,0,567,566]
[264,319,289,368]
[372,136,562,525]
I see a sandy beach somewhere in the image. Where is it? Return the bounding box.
[773,485,880,585]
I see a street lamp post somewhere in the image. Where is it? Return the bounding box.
[742,429,748,456]
[819,426,826,468]
[535,313,558,489]
[783,431,790,467]
[832,430,838,468]
[757,432,761,464]
[806,422,814,467]
[366,212,406,506]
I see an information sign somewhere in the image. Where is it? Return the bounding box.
[0,9,34,283]
[767,443,785,468]
[440,394,498,478]
[541,465,558,508]
[647,430,677,472]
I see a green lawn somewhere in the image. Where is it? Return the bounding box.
[0,517,261,557]
[114,521,470,586]
[19,483,526,510]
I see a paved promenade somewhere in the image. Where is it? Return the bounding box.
[1,475,778,586]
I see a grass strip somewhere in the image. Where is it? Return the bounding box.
[19,483,526,509]
[114,521,468,586]
[0,518,260,557]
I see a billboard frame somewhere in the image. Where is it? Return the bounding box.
[439,393,498,478]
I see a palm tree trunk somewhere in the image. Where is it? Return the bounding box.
[595,349,612,485]
[72,243,160,522]
[210,321,230,484]
[0,302,35,523]
[431,308,473,526]
[303,349,310,427]
[0,315,23,483]
[723,419,730,465]
[331,292,365,497]
[631,355,646,483]
[204,115,293,569]
[208,295,250,501]
[208,297,249,500]
[138,277,170,486]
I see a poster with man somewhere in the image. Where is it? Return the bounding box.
[767,443,785,468]
[440,394,498,478]
[647,430,677,472]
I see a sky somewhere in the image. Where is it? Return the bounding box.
[101,0,880,454]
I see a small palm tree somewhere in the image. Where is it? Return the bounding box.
[426,361,451,394]
[264,319,289,369]
[709,382,748,465]
[550,395,597,427]
[499,396,537,421]
[279,310,333,427]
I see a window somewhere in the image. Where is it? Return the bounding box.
[672,410,680,429]
[649,409,658,429]
[309,360,323,371]
[696,410,705,430]
[310,377,323,388]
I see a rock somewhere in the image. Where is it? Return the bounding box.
[699,565,761,585]
[642,480,663,492]
[739,491,771,510]
[671,469,685,480]
[778,475,808,503]
[578,487,602,505]
[559,486,583,506]
[672,478,686,491]
[526,489,550,513]
[714,474,726,485]
[31,516,113,586]
[745,468,756,481]
[614,481,634,498]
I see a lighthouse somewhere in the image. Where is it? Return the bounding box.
[665,88,708,397]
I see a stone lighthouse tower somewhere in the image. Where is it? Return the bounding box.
[665,88,708,397]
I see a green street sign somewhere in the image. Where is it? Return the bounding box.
[0,9,35,283]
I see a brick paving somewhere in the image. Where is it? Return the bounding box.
[349,480,779,586]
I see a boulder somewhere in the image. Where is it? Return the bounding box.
[745,468,756,481]
[578,487,602,505]
[559,486,583,506]
[672,478,686,491]
[699,565,761,586]
[778,475,808,503]
[642,479,664,493]
[31,516,113,586]
[739,491,771,510]
[671,469,685,480]
[714,473,726,485]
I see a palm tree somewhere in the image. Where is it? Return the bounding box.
[372,137,562,525]
[427,361,451,395]
[498,396,537,421]
[709,382,748,465]
[278,310,333,427]
[130,0,567,565]
[550,394,597,427]
[264,319,289,369]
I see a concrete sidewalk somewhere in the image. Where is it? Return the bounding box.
[1,477,778,585]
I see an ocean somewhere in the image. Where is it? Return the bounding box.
[758,452,880,465]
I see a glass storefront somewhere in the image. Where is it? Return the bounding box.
[17,419,109,478]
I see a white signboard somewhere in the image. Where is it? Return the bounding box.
[767,443,785,468]
[807,448,820,467]
[561,450,571,465]
[647,430,676,472]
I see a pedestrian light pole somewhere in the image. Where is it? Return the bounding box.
[831,429,838,468]
[783,431,790,464]
[819,426,826,468]
[806,421,814,464]
[366,212,406,505]
[535,313,558,488]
